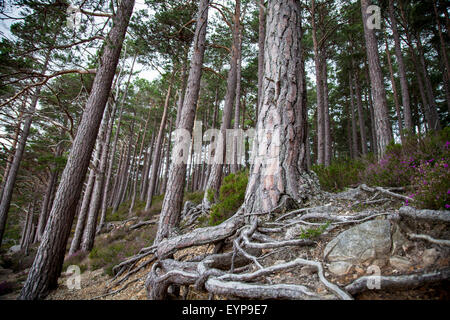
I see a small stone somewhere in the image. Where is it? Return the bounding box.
[328,261,353,276]
[389,256,412,271]
[274,260,286,265]
[422,248,439,267]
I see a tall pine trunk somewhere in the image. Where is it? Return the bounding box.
[19,0,134,299]
[155,0,209,243]
[361,0,393,157]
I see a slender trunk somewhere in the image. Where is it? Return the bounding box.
[415,35,440,130]
[20,0,134,300]
[0,105,24,199]
[203,0,240,206]
[361,0,393,157]
[68,167,96,255]
[129,107,152,214]
[388,0,413,131]
[384,37,404,143]
[311,0,325,165]
[140,119,156,202]
[349,73,359,158]
[97,98,119,234]
[322,56,332,165]
[353,68,368,155]
[21,202,33,249]
[36,145,62,242]
[256,0,265,123]
[155,0,209,243]
[81,106,112,252]
[113,119,135,211]
[0,54,50,247]
[161,118,173,195]
[145,70,175,211]
[232,3,242,174]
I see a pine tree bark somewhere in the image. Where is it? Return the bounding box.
[361,0,393,157]
[244,0,314,213]
[19,0,134,300]
[155,0,209,243]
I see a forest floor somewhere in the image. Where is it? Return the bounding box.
[1,186,449,300]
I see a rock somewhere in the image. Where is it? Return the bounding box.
[324,220,391,264]
[328,261,353,276]
[7,245,21,254]
[389,256,412,271]
[422,248,439,267]
[274,260,286,265]
[391,224,408,255]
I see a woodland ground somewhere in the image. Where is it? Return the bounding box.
[1,185,448,300]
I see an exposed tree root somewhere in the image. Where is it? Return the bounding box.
[107,189,449,301]
[398,206,450,223]
[345,268,450,295]
[407,233,450,246]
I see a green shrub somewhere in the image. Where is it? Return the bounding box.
[208,170,248,226]
[312,159,366,192]
[299,222,330,239]
[184,191,204,205]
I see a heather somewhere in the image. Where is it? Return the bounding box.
[314,128,450,210]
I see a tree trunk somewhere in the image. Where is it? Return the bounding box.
[388,0,413,131]
[384,37,404,143]
[361,0,393,157]
[349,73,359,158]
[81,105,112,252]
[161,118,173,195]
[145,70,175,211]
[311,0,325,165]
[203,0,240,206]
[232,2,242,174]
[36,144,62,242]
[433,0,450,112]
[0,53,50,247]
[140,119,156,202]
[155,0,209,243]
[244,0,315,213]
[129,106,152,214]
[256,0,266,123]
[19,0,134,300]
[353,68,368,155]
[322,55,332,165]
